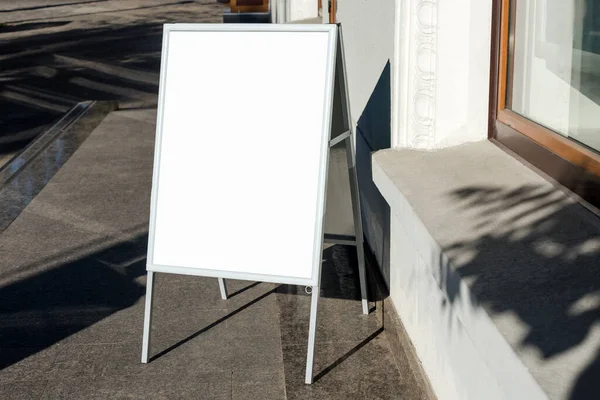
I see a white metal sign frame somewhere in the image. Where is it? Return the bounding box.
[141,23,368,385]
[145,23,337,287]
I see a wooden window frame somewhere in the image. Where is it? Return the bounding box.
[229,0,269,14]
[329,0,337,24]
[489,0,600,210]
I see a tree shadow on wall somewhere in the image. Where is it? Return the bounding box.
[442,184,599,399]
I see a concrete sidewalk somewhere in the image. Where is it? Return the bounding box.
[0,0,225,167]
[0,108,432,399]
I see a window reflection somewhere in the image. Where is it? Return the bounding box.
[510,0,600,153]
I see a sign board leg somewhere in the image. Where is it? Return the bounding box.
[141,271,156,363]
[337,23,369,316]
[345,138,369,315]
[305,285,321,384]
[218,278,228,300]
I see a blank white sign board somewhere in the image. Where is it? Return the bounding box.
[147,24,338,286]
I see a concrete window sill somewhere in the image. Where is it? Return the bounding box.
[372,140,600,400]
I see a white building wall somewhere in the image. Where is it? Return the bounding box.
[434,0,492,147]
[395,0,491,149]
[287,0,318,21]
[335,1,502,399]
[336,0,397,284]
[332,0,493,283]
[336,0,396,133]
[390,214,506,400]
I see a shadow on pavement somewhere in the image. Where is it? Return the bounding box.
[0,233,148,370]
[0,21,72,33]
[0,1,223,155]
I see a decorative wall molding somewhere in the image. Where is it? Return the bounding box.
[410,0,438,149]
[393,0,438,149]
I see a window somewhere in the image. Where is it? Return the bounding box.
[491,0,600,210]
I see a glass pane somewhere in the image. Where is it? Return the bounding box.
[510,0,600,153]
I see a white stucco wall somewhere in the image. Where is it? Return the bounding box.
[395,1,497,398]
[336,0,396,134]
[287,0,318,21]
[333,0,493,282]
[433,0,492,147]
[337,1,502,399]
[388,212,507,400]
[395,0,492,149]
[336,0,397,284]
